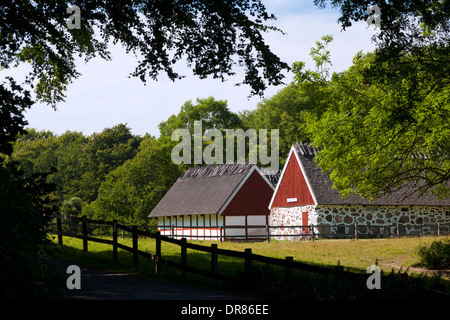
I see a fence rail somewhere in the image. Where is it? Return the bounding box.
[48,215,450,299]
[48,215,367,283]
[53,216,450,243]
[156,222,449,242]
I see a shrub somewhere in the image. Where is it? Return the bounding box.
[416,238,450,270]
[0,164,62,299]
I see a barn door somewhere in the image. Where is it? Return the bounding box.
[302,211,309,233]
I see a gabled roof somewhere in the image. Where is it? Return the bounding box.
[149,163,274,217]
[264,172,280,187]
[271,142,450,207]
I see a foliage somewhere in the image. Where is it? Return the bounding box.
[0,77,33,157]
[87,137,182,225]
[0,162,62,299]
[79,124,143,202]
[0,77,63,298]
[1,0,288,107]
[159,97,246,165]
[302,2,450,200]
[9,98,252,225]
[416,238,450,270]
[10,124,142,203]
[238,83,313,165]
[293,35,449,200]
[158,97,243,137]
[60,197,84,217]
[0,0,288,299]
[313,1,449,67]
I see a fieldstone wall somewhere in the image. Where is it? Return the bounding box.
[316,205,449,237]
[270,205,450,240]
[269,205,318,241]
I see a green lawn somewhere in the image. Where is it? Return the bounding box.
[45,234,450,299]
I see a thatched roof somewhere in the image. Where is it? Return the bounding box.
[149,163,270,217]
[293,142,450,206]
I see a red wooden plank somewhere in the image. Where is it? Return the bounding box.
[271,154,314,207]
[222,170,273,216]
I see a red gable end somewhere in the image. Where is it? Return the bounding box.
[222,169,273,216]
[270,149,315,208]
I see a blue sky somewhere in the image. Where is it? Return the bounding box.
[4,1,378,138]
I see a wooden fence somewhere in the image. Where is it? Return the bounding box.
[49,215,365,283]
[270,221,450,241]
[156,222,449,242]
[53,214,449,242]
[48,215,450,299]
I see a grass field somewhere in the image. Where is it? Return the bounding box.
[45,234,450,299]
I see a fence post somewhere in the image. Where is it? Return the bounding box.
[155,231,161,275]
[266,225,270,243]
[57,215,63,245]
[311,225,315,242]
[112,219,118,260]
[285,256,293,281]
[396,222,400,238]
[132,226,138,268]
[181,238,187,278]
[438,222,440,236]
[171,225,175,239]
[82,216,88,252]
[244,248,252,275]
[211,244,218,284]
[354,221,358,240]
[220,226,223,243]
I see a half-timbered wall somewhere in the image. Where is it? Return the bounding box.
[157,213,267,240]
[157,214,223,240]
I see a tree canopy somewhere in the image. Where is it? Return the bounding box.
[1,0,289,109]
[293,35,449,200]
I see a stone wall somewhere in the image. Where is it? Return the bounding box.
[316,205,449,237]
[270,205,450,240]
[269,205,317,241]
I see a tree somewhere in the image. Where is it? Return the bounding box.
[10,125,142,203]
[293,37,449,200]
[290,2,450,200]
[1,0,288,110]
[50,130,89,199]
[313,1,449,59]
[312,1,449,117]
[159,97,243,137]
[60,196,84,217]
[89,137,181,225]
[80,124,142,201]
[0,77,33,157]
[159,97,245,165]
[239,83,313,164]
[0,159,60,299]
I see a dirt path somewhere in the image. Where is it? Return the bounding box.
[47,257,241,300]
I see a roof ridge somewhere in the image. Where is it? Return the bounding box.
[294,141,318,156]
[179,162,255,180]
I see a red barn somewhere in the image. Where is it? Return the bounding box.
[149,163,275,240]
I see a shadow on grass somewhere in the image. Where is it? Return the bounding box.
[44,239,450,300]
